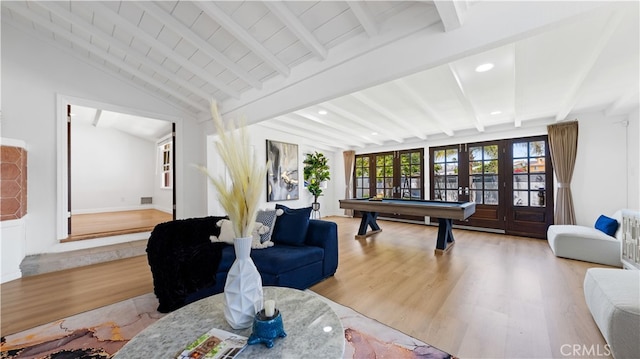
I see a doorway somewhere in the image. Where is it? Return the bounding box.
[430,135,554,238]
[61,102,175,241]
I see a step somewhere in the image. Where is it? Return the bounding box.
[20,239,148,276]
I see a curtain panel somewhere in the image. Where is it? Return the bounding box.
[547,121,579,225]
[343,150,356,216]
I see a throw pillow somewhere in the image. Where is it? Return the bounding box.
[594,215,619,237]
[255,208,284,243]
[271,204,312,246]
[210,219,274,249]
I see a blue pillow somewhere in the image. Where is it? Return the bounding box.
[594,215,619,237]
[271,204,312,246]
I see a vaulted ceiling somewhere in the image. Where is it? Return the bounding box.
[3,1,638,150]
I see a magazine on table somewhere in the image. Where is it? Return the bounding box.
[176,327,248,359]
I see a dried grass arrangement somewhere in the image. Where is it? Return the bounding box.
[199,101,267,239]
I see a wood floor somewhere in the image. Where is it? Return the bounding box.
[1,216,612,358]
[65,209,173,241]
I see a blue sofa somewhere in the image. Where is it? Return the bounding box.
[147,215,338,313]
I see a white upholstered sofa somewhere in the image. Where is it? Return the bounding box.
[584,268,640,359]
[547,211,622,267]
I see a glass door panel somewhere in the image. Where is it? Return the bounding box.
[505,136,554,238]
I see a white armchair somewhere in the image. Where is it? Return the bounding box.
[547,211,622,267]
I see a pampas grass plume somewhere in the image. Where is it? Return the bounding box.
[198,101,267,239]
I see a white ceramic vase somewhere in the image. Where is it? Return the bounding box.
[223,236,263,329]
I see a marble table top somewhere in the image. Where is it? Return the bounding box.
[114,286,345,358]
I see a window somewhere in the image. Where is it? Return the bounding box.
[354,148,424,200]
[468,144,499,205]
[400,151,423,199]
[375,153,394,198]
[354,155,371,199]
[512,140,546,207]
[160,142,172,188]
[433,148,459,201]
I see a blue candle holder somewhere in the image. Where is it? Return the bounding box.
[247,309,287,348]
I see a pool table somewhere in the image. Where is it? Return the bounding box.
[339,198,476,253]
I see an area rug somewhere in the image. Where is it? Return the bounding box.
[1,292,455,359]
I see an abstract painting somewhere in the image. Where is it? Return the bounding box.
[266,140,299,201]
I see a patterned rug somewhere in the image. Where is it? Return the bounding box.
[1,292,455,359]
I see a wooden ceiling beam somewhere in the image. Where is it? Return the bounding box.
[264,2,327,60]
[196,1,290,77]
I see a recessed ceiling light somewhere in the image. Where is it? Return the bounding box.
[490,110,502,115]
[475,63,494,73]
[318,110,328,115]
[371,132,378,136]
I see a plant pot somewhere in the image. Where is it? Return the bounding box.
[223,237,263,329]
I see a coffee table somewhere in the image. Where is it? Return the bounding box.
[114,286,345,358]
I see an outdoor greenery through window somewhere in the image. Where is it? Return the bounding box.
[469,144,499,205]
[513,140,546,207]
[400,151,422,199]
[433,148,459,201]
[355,156,370,198]
[375,153,394,198]
[354,149,424,200]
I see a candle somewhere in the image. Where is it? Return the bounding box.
[264,299,275,317]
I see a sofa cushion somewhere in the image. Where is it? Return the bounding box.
[272,204,312,246]
[217,244,324,275]
[595,215,619,237]
[256,208,283,243]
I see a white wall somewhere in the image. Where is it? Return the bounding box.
[1,23,206,280]
[205,124,339,217]
[572,110,640,224]
[71,120,158,213]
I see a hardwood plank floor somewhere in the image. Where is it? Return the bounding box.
[1,216,612,358]
[65,209,173,241]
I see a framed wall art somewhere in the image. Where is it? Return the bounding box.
[266,140,299,201]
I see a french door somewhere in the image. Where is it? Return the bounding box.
[354,148,425,221]
[430,136,553,238]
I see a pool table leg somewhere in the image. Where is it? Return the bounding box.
[435,218,455,254]
[355,211,382,239]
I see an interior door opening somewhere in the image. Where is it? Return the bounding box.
[63,103,175,242]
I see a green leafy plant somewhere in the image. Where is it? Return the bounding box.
[303,152,330,204]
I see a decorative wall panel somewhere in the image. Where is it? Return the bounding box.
[1,145,27,220]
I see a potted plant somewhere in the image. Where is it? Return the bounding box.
[303,152,330,214]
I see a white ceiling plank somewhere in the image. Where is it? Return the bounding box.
[555,10,624,122]
[39,2,213,105]
[447,64,485,132]
[135,2,262,90]
[393,79,454,136]
[89,2,241,100]
[264,2,328,60]
[351,92,427,141]
[322,103,396,144]
[195,1,290,77]
[6,2,208,113]
[346,1,378,37]
[433,0,468,32]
